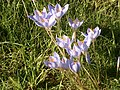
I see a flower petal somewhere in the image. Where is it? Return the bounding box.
[34,10,42,16]
[93,26,101,39]
[44,61,57,68]
[28,15,37,21]
[55,4,62,13]
[62,4,69,15]
[68,18,73,27]
[48,4,54,13]
[54,52,60,61]
[42,7,47,18]
[34,21,44,27]
[69,61,81,73]
[48,15,56,27]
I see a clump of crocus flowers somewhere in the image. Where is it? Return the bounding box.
[28,3,101,73]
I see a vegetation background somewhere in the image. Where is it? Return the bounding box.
[0,0,120,90]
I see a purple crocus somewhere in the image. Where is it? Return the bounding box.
[66,44,81,57]
[28,7,56,29]
[48,4,69,19]
[77,36,92,52]
[69,61,81,73]
[44,52,62,68]
[77,37,92,63]
[44,52,72,69]
[68,18,83,29]
[61,57,72,69]
[81,26,101,40]
[56,35,72,49]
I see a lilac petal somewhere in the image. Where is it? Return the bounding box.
[42,7,47,12]
[42,7,47,18]
[34,21,44,27]
[98,29,101,36]
[82,43,89,52]
[49,54,62,68]
[63,35,71,44]
[79,20,84,27]
[87,28,92,34]
[77,40,88,52]
[56,38,65,48]
[69,61,81,73]
[73,45,81,56]
[71,24,75,28]
[62,4,69,15]
[66,48,72,56]
[48,15,56,27]
[69,45,79,57]
[47,12,53,18]
[56,35,72,49]
[77,40,82,45]
[84,37,92,47]
[48,4,54,13]
[66,45,81,57]
[28,15,37,21]
[55,4,62,13]
[34,10,42,16]
[53,52,60,61]
[38,17,49,27]
[42,22,49,27]
[93,27,101,39]
[61,57,69,69]
[44,61,57,68]
[73,24,78,29]
[50,21,56,27]
[94,26,99,31]
[93,31,99,39]
[68,18,73,26]
[69,18,83,29]
[56,11,63,18]
[33,15,41,21]
[28,10,41,21]
[85,52,91,64]
[76,22,80,28]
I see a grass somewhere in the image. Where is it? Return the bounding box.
[0,0,120,90]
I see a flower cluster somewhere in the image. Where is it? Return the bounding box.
[28,4,69,30]
[44,25,101,73]
[56,26,101,65]
[44,52,80,73]
[28,3,101,73]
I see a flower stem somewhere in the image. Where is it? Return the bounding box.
[57,19,61,37]
[72,30,76,42]
[46,28,65,57]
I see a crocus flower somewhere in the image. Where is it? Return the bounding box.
[66,44,81,57]
[81,26,101,40]
[77,37,92,63]
[68,18,83,29]
[48,4,69,19]
[60,57,72,69]
[56,35,72,49]
[69,61,81,73]
[77,37,92,52]
[44,52,62,68]
[28,7,56,29]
